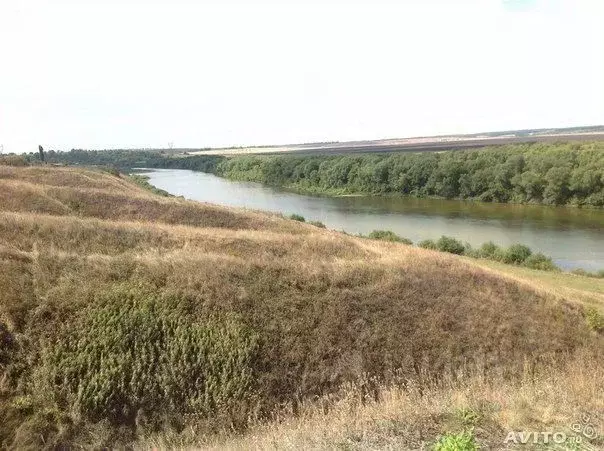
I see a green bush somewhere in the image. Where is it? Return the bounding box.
[418,239,437,250]
[38,286,259,424]
[368,230,412,245]
[478,241,501,259]
[433,430,477,451]
[309,220,326,228]
[523,253,558,271]
[436,236,465,255]
[502,244,532,264]
[289,214,306,222]
[585,308,604,332]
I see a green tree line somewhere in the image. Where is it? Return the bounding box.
[43,142,604,206]
[28,149,224,173]
[215,142,604,206]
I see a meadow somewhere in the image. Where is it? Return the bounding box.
[0,162,602,449]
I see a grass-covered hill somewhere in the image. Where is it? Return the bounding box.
[0,165,602,449]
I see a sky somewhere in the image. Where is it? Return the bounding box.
[0,0,603,152]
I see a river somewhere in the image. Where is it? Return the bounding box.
[141,169,604,271]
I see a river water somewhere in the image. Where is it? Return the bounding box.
[141,169,604,271]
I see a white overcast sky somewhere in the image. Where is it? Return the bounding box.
[1,0,603,151]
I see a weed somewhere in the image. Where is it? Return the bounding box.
[433,430,478,451]
[585,308,604,332]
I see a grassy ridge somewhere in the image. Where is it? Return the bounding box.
[0,165,602,449]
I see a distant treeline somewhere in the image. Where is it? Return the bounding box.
[44,142,604,206]
[33,149,224,173]
[215,142,604,207]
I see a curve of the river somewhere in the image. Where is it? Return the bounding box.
[141,169,604,271]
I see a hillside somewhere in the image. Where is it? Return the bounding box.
[0,165,602,449]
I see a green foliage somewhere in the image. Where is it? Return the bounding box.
[436,236,465,255]
[523,253,558,271]
[38,286,259,423]
[210,142,604,206]
[368,230,413,244]
[433,430,478,451]
[477,241,501,259]
[129,174,171,197]
[39,148,225,173]
[416,237,559,272]
[418,239,438,250]
[289,214,306,222]
[501,244,532,264]
[585,308,604,332]
[309,220,326,228]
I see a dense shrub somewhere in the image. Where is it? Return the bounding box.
[477,241,501,259]
[418,239,437,250]
[289,214,306,222]
[368,230,412,244]
[416,237,560,272]
[523,253,558,271]
[436,236,465,255]
[38,286,259,424]
[502,244,532,264]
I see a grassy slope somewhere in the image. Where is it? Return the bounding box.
[0,165,602,449]
[467,258,604,313]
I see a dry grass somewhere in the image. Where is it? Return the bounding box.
[190,353,603,450]
[467,257,604,313]
[0,165,602,449]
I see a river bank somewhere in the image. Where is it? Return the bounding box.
[141,168,604,271]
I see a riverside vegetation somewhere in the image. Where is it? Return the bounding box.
[364,230,559,271]
[26,141,604,207]
[214,142,604,206]
[0,161,603,449]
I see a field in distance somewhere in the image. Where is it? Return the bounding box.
[190,125,604,156]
